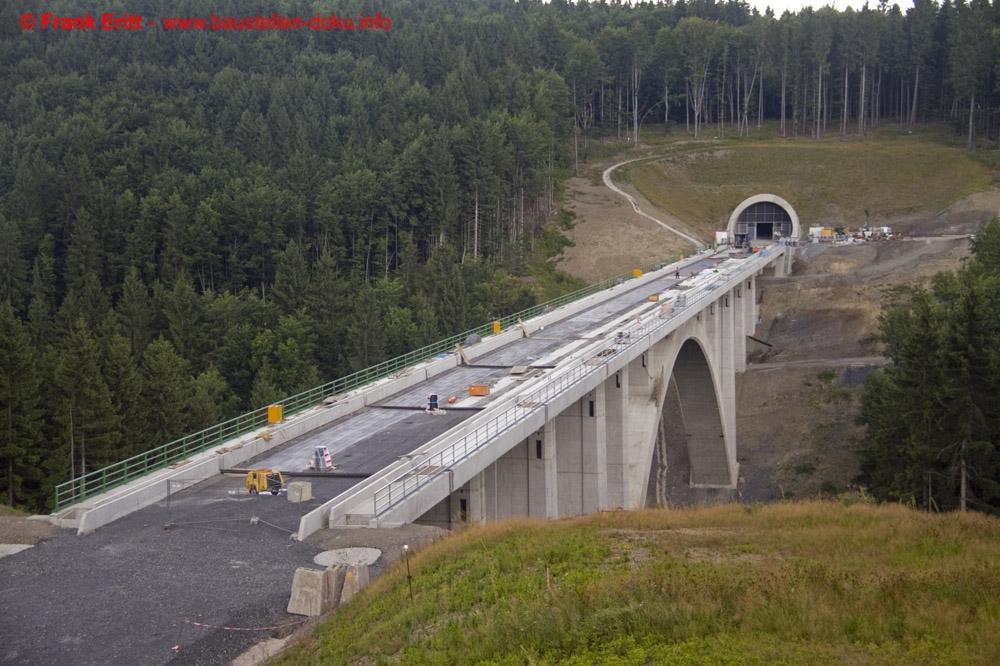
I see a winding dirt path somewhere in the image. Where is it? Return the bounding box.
[602,157,704,247]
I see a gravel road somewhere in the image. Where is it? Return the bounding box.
[0,473,444,666]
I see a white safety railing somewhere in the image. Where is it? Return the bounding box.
[371,250,779,517]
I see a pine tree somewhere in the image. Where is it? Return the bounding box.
[56,272,112,343]
[423,244,469,335]
[64,206,103,291]
[0,217,30,312]
[160,192,190,283]
[97,317,146,457]
[161,272,204,362]
[345,282,387,372]
[307,247,350,377]
[0,302,45,507]
[27,235,57,348]
[117,267,154,357]
[249,361,282,409]
[138,338,191,449]
[53,318,122,482]
[271,238,310,314]
[188,367,237,432]
[860,223,1000,511]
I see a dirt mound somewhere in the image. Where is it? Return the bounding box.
[0,514,59,547]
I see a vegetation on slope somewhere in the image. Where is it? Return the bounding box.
[623,130,995,235]
[859,218,1000,512]
[4,0,1000,515]
[277,501,1000,665]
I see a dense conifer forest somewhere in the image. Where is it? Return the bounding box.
[2,0,999,511]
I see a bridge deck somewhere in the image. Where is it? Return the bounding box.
[238,266,707,493]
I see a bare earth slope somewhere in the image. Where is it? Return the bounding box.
[557,172,702,282]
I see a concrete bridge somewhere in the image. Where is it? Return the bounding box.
[15,198,800,666]
[58,243,792,538]
[295,242,793,538]
[56,201,796,540]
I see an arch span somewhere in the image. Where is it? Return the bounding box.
[624,331,736,511]
[670,338,730,486]
[727,194,800,245]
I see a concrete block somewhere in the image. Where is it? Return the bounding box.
[287,481,313,503]
[287,567,329,616]
[340,564,370,605]
[325,565,346,608]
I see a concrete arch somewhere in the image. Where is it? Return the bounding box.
[624,330,735,511]
[727,193,800,244]
[669,339,730,486]
[427,267,766,525]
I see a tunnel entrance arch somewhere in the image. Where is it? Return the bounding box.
[727,194,800,246]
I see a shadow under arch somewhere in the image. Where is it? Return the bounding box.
[670,338,730,486]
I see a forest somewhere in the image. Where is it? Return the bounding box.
[2,0,1000,511]
[859,220,1000,513]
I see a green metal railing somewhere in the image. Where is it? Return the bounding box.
[53,254,688,511]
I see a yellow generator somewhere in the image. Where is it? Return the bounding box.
[246,469,284,495]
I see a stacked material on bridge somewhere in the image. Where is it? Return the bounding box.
[309,446,334,471]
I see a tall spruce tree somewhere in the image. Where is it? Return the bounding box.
[138,338,191,449]
[53,318,122,481]
[0,302,45,506]
[860,219,1000,511]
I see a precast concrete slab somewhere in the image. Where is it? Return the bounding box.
[314,547,381,567]
[378,365,514,407]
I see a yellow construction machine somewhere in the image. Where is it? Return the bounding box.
[245,469,284,495]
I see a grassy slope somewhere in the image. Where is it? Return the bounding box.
[277,502,1000,665]
[622,129,994,235]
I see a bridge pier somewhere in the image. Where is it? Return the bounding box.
[461,287,749,523]
[606,370,628,509]
[463,388,612,524]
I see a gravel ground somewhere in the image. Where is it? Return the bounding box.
[0,474,445,666]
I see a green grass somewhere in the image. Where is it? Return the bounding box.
[619,128,995,236]
[0,504,30,517]
[275,502,1000,665]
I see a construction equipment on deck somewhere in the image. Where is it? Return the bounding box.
[246,469,284,495]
